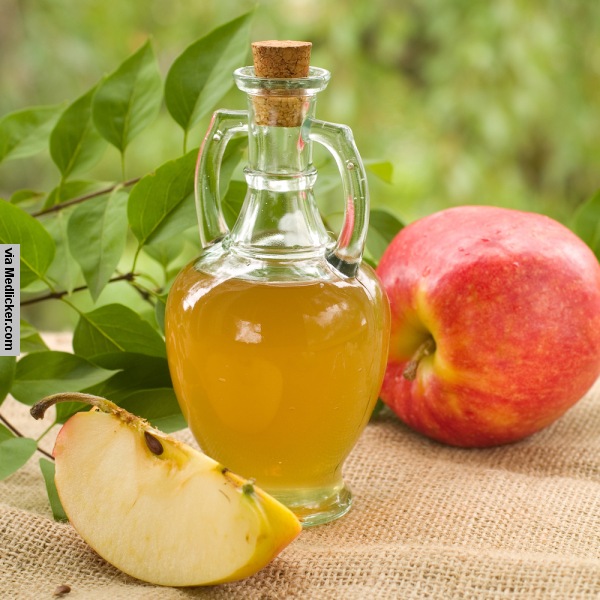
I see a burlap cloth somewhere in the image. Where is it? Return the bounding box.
[2,334,600,599]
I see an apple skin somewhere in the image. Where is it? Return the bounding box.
[376,205,600,447]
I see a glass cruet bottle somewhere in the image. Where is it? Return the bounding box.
[165,41,390,526]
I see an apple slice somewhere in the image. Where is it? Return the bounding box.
[30,393,302,587]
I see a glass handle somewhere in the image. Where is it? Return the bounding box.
[304,118,369,277]
[195,109,248,247]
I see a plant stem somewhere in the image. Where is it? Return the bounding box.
[31,177,141,218]
[136,271,162,290]
[128,280,158,306]
[0,412,22,437]
[36,420,58,443]
[131,244,142,274]
[21,272,136,306]
[110,267,156,307]
[37,448,55,461]
[403,337,436,381]
[0,412,54,461]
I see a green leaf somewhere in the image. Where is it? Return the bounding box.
[165,13,252,132]
[68,189,129,300]
[20,319,49,353]
[218,135,248,228]
[362,255,377,269]
[571,190,600,259]
[128,149,197,247]
[155,293,168,334]
[366,209,404,262]
[0,424,13,442]
[370,398,386,420]
[313,155,340,197]
[219,134,247,197]
[11,189,45,204]
[73,304,166,359]
[0,200,56,288]
[365,160,394,184]
[222,179,247,228]
[50,86,107,179]
[144,190,196,248]
[83,351,164,371]
[143,238,185,268]
[82,354,172,401]
[92,40,163,153]
[0,104,63,164]
[0,437,37,480]
[10,189,46,214]
[0,356,16,406]
[39,458,68,522]
[43,209,80,294]
[119,388,186,433]
[11,351,115,405]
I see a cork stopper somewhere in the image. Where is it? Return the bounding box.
[250,40,312,127]
[251,41,312,78]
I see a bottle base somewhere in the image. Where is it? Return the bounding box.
[267,482,353,527]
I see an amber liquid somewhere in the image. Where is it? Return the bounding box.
[166,261,389,517]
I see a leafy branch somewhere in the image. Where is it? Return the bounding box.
[31,177,141,217]
[0,14,257,495]
[0,12,402,518]
[0,413,54,461]
[21,272,136,306]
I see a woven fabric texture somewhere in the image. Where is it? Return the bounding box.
[2,335,600,599]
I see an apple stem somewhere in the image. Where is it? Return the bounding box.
[403,337,436,381]
[30,392,119,421]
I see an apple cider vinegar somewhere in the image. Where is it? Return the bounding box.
[166,261,389,519]
[165,40,391,525]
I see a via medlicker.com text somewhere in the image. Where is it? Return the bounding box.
[1,244,20,356]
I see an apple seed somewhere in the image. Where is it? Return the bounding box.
[144,431,164,455]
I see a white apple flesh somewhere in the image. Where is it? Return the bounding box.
[31,393,302,587]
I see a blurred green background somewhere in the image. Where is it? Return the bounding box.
[2,0,599,225]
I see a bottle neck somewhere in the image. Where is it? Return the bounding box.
[229,94,330,259]
[247,92,315,172]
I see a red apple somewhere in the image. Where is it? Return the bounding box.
[376,205,600,447]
